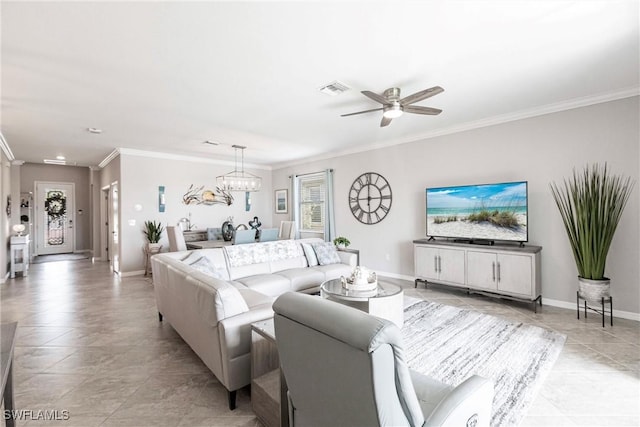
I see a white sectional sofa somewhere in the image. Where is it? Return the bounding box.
[150,238,356,409]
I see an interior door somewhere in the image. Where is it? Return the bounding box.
[110,182,120,273]
[35,182,75,255]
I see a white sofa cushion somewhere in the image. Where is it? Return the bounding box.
[268,240,307,272]
[225,243,269,267]
[235,274,291,297]
[275,268,326,292]
[312,263,353,281]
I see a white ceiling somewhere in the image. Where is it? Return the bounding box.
[2,1,639,168]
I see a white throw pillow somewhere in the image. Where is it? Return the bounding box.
[188,256,221,279]
[311,242,341,265]
[301,243,319,267]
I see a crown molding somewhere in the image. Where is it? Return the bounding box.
[98,148,121,169]
[0,132,15,161]
[118,147,272,171]
[273,86,640,170]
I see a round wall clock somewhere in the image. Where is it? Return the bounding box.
[349,172,392,224]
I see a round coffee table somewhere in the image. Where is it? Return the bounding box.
[320,278,404,327]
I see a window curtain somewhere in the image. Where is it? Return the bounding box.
[324,169,336,242]
[291,175,300,239]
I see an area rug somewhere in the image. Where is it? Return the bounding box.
[402,300,566,427]
[32,253,90,263]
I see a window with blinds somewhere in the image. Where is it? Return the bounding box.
[299,174,325,232]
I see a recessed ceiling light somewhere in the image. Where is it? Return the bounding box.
[56,155,66,160]
[87,127,102,134]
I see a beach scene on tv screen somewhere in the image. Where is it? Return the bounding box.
[427,182,528,241]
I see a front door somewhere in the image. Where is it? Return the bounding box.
[35,182,75,255]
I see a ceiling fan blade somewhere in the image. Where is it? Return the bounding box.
[400,86,444,106]
[361,90,389,105]
[341,107,383,117]
[404,105,442,115]
[380,116,393,127]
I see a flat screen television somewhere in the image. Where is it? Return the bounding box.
[426,181,528,243]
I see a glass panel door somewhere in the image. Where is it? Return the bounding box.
[35,182,75,255]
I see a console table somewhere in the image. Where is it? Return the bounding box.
[186,240,232,249]
[10,235,30,278]
[337,247,360,266]
[414,239,542,311]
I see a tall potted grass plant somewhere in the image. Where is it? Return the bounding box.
[550,163,634,304]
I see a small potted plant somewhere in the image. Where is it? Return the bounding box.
[143,220,165,252]
[333,236,351,249]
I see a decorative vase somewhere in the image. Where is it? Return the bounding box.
[578,277,611,305]
[222,221,235,241]
[147,242,162,254]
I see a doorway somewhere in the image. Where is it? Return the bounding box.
[100,182,119,273]
[34,182,75,255]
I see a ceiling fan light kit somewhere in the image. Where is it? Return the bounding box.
[382,104,403,119]
[342,85,444,127]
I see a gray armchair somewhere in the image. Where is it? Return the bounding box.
[273,292,494,427]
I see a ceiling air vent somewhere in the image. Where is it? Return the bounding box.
[318,80,351,96]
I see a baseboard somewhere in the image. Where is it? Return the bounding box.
[0,271,8,284]
[377,271,415,282]
[378,271,640,322]
[542,297,639,322]
[119,270,145,277]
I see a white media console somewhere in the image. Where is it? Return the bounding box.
[413,239,542,311]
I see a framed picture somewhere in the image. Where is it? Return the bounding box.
[275,189,288,214]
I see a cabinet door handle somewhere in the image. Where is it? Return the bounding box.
[438,256,442,273]
[492,261,496,282]
[497,262,501,282]
[434,256,438,273]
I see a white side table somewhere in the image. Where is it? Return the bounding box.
[10,234,30,278]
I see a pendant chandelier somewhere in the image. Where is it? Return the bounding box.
[216,145,262,192]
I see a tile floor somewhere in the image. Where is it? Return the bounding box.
[1,259,638,426]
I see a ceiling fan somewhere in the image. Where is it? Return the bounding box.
[342,86,444,127]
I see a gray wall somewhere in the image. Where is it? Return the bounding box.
[272,97,640,315]
[20,163,92,251]
[0,150,10,281]
[118,153,272,273]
